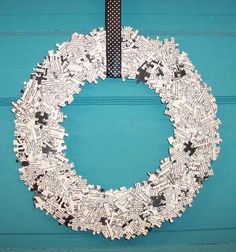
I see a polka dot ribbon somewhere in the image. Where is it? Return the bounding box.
[105,0,121,78]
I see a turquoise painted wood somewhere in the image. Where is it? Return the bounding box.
[0,0,236,251]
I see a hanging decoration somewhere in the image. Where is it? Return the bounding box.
[13,0,221,240]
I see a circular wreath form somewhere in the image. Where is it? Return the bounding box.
[13,27,221,240]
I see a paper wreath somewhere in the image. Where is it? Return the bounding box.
[13,27,221,240]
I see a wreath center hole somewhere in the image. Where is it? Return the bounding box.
[62,79,172,189]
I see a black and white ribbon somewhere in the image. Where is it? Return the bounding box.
[105,0,122,78]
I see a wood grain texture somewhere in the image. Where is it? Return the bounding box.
[0,0,235,251]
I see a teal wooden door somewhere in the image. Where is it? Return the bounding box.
[0,0,236,251]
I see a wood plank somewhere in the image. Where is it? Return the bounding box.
[0,36,235,97]
[0,0,236,15]
[0,14,236,33]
